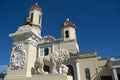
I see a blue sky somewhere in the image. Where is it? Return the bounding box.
[0,0,120,65]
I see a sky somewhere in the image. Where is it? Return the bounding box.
[0,0,120,66]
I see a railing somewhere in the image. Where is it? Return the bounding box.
[113,56,120,61]
[111,60,120,66]
[77,51,98,58]
[109,56,120,68]
[110,56,120,61]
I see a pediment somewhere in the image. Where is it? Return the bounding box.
[43,35,56,43]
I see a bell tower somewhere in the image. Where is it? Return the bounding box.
[61,18,79,53]
[61,18,77,41]
[29,3,42,35]
[5,3,42,79]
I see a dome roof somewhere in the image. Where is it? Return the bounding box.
[62,18,76,29]
[30,3,42,11]
[33,3,40,9]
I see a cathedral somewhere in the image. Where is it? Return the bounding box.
[4,3,120,80]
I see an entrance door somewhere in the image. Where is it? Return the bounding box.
[44,65,50,73]
[101,75,112,80]
[118,74,120,80]
[67,65,74,80]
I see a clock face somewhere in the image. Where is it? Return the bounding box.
[10,50,26,70]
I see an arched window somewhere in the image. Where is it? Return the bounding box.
[85,68,91,80]
[44,48,49,56]
[65,30,69,38]
[31,13,33,22]
[39,15,41,24]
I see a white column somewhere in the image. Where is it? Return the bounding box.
[112,68,118,80]
[76,61,81,80]
[52,44,54,52]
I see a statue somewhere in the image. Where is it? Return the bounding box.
[60,64,69,75]
[35,49,70,74]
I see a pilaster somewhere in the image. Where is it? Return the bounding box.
[75,60,81,80]
[112,68,118,80]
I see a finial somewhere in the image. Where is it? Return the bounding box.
[35,3,38,5]
[66,18,69,21]
[30,2,42,12]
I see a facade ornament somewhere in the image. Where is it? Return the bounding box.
[10,50,26,70]
[32,35,36,40]
[13,40,37,47]
[36,38,39,42]
[38,38,44,44]
[16,25,32,32]
[10,39,38,70]
[10,42,26,70]
[15,42,24,50]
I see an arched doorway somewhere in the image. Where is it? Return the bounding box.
[67,65,74,80]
